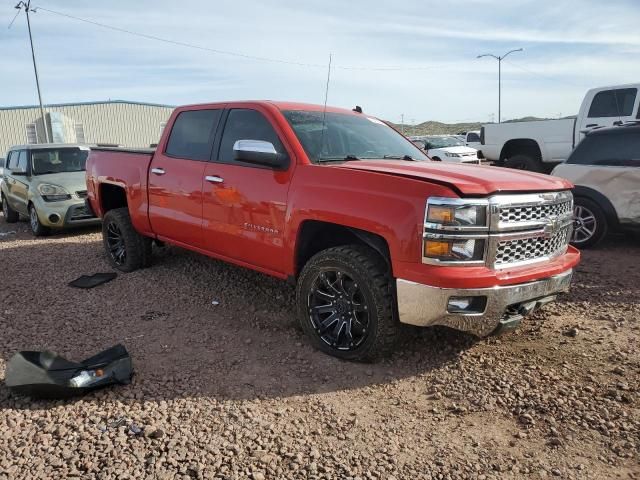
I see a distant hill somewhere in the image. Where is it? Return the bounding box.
[390,116,576,136]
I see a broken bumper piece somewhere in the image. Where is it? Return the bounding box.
[5,344,133,399]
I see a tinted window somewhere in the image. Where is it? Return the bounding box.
[568,131,640,166]
[588,88,637,118]
[10,151,28,171]
[218,109,286,164]
[165,110,222,161]
[467,132,480,142]
[6,152,17,169]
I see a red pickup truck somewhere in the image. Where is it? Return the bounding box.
[86,101,580,361]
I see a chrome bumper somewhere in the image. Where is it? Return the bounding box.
[396,269,573,337]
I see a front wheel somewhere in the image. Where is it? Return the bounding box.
[296,245,400,362]
[29,204,50,237]
[571,197,607,248]
[102,208,152,272]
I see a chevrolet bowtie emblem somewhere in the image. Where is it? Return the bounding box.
[543,216,561,239]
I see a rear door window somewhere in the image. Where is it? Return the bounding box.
[568,132,640,166]
[165,109,222,161]
[588,88,637,118]
[467,132,480,142]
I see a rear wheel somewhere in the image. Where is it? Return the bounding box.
[431,156,442,161]
[29,204,50,237]
[102,208,152,272]
[571,197,607,248]
[2,195,19,223]
[504,154,543,173]
[296,245,400,362]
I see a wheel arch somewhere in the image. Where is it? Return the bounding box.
[573,186,619,230]
[500,138,542,162]
[99,182,128,214]
[294,220,392,278]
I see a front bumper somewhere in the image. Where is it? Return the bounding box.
[396,268,573,337]
[33,197,100,228]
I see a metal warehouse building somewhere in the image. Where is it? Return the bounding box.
[0,100,174,157]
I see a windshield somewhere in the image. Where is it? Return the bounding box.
[31,148,88,175]
[282,110,429,162]
[424,136,464,149]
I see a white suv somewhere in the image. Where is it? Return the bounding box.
[552,124,640,248]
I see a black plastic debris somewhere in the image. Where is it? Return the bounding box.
[5,344,133,399]
[68,272,117,289]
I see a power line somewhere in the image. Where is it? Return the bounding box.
[34,6,440,72]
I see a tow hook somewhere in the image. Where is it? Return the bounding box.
[491,295,558,336]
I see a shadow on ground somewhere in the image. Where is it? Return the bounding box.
[0,231,637,409]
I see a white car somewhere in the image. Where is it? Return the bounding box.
[411,136,480,164]
[551,123,640,248]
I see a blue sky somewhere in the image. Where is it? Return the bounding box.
[1,0,639,123]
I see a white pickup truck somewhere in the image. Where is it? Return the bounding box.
[479,83,640,172]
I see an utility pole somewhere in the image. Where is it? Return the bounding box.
[15,0,49,142]
[477,48,523,124]
[400,114,405,135]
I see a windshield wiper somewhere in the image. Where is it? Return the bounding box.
[383,155,415,161]
[317,154,360,163]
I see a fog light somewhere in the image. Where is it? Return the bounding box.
[48,213,61,224]
[447,296,487,314]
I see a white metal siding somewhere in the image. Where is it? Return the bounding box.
[0,101,174,156]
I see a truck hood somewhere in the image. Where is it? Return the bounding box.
[333,160,572,196]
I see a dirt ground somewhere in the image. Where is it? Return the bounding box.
[0,216,638,480]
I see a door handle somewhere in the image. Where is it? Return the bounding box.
[585,124,598,128]
[151,167,165,175]
[205,175,224,184]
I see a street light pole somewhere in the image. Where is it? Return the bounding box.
[16,0,49,142]
[477,48,523,123]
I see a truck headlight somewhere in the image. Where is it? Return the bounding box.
[38,183,71,202]
[427,204,486,227]
[424,238,486,261]
[423,197,489,265]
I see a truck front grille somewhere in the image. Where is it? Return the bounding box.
[499,201,572,224]
[494,226,571,267]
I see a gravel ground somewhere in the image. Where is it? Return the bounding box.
[0,215,638,480]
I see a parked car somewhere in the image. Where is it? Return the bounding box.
[1,144,100,236]
[464,130,481,149]
[410,136,480,163]
[480,83,640,172]
[551,123,640,248]
[86,100,579,361]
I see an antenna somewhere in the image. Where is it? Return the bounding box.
[319,53,332,159]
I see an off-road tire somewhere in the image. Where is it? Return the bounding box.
[296,245,400,362]
[1,195,19,223]
[504,154,543,173]
[571,197,608,249]
[102,208,152,272]
[28,204,50,237]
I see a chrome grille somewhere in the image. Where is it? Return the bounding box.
[495,226,571,267]
[76,190,88,199]
[499,201,572,224]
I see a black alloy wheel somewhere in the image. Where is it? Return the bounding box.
[106,220,126,266]
[307,269,370,351]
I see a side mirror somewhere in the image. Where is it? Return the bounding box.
[233,140,288,169]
